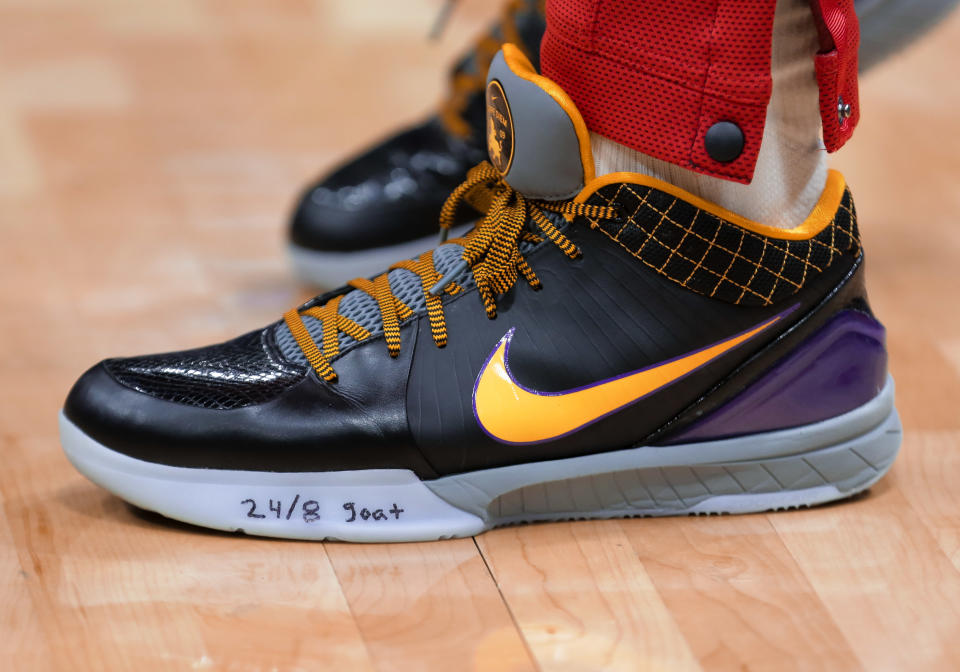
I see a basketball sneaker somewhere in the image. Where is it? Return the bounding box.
[61,45,900,542]
[289,0,545,286]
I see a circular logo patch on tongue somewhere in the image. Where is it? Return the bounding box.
[486,80,514,175]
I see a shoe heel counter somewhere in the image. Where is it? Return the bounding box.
[838,186,880,321]
[661,307,888,443]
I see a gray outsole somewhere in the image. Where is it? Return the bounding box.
[426,377,900,525]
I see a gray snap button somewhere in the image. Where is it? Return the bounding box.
[704,121,744,163]
[838,95,852,122]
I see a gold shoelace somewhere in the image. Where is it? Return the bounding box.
[438,0,544,138]
[284,161,617,382]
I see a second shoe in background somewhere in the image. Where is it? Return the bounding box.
[289,1,545,286]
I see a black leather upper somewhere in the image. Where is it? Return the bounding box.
[64,182,872,478]
[403,222,869,475]
[65,324,439,476]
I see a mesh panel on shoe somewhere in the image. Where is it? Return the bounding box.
[584,182,860,307]
[104,329,305,410]
[275,243,473,365]
[275,205,564,365]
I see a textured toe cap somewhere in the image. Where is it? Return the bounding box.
[61,326,439,477]
[100,329,305,411]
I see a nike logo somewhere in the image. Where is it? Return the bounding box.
[472,309,793,445]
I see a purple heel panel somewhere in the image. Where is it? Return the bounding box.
[660,310,888,444]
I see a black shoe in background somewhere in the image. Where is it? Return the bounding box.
[289,1,546,286]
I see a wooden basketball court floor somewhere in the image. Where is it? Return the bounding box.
[2,1,959,669]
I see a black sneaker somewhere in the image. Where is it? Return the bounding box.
[288,0,545,287]
[61,45,900,542]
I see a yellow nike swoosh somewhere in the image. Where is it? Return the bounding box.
[472,313,788,445]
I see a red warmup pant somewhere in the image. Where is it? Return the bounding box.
[539,0,861,184]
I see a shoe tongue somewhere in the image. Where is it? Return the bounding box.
[485,44,593,201]
[276,45,592,368]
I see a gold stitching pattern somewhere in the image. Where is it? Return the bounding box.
[585,183,860,307]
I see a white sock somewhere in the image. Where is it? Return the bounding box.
[591,0,827,229]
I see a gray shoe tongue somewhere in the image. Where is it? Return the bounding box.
[275,243,471,366]
[485,44,594,201]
